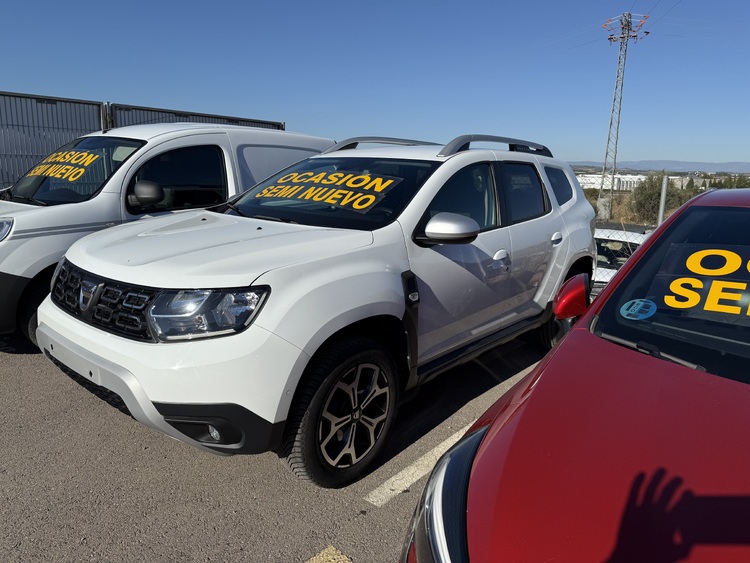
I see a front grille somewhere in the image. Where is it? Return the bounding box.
[51,259,160,342]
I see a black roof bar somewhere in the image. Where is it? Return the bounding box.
[323,136,440,154]
[438,135,553,158]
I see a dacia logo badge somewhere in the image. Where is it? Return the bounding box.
[79,279,102,312]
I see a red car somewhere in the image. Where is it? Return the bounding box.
[402,188,750,562]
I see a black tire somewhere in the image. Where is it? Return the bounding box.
[19,280,49,349]
[280,337,398,488]
[536,316,573,350]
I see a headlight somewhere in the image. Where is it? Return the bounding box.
[0,218,13,242]
[400,427,487,563]
[148,287,269,341]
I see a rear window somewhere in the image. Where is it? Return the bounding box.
[594,206,750,383]
[544,166,573,205]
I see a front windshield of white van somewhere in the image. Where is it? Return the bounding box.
[1,136,144,206]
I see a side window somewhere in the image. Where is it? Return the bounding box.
[126,145,228,214]
[544,166,573,206]
[424,163,497,230]
[499,162,547,224]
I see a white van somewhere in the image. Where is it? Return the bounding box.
[0,123,334,345]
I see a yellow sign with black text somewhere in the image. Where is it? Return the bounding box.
[255,170,403,213]
[649,244,750,323]
[26,150,101,183]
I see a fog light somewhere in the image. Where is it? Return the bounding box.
[208,425,221,441]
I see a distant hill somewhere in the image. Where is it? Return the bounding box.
[570,160,750,174]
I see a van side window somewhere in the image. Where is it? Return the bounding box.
[126,145,228,214]
[498,162,548,224]
[544,166,574,206]
[238,146,322,189]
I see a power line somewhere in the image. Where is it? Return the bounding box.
[644,0,687,29]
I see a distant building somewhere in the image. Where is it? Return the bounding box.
[576,173,693,191]
[576,173,646,191]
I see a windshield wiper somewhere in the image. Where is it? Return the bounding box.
[596,331,705,371]
[252,214,297,224]
[224,201,249,218]
[12,194,47,206]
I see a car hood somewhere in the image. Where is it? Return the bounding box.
[467,328,750,562]
[0,198,36,216]
[66,210,373,288]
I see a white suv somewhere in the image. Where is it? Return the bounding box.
[37,135,596,487]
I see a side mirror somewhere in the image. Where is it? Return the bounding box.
[132,180,164,205]
[416,212,480,245]
[553,273,590,320]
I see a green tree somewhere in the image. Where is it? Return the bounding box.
[728,174,750,188]
[631,173,699,225]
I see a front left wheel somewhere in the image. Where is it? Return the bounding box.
[19,280,49,349]
[280,337,398,488]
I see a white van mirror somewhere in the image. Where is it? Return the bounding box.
[133,181,165,206]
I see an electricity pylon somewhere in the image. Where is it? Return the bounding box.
[598,13,650,219]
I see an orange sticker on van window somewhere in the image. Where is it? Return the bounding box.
[254,171,402,213]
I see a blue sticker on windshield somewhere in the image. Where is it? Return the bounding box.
[620,299,657,320]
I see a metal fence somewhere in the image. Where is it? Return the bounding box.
[0,91,284,187]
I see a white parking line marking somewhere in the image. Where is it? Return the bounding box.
[365,423,472,507]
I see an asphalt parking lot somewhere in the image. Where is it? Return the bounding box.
[0,332,544,562]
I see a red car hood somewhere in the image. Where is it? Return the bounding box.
[467,328,750,562]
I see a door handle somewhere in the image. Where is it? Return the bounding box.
[492,249,510,273]
[493,249,509,261]
[551,232,563,245]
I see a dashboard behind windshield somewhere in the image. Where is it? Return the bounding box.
[231,157,442,230]
[594,205,750,383]
[4,136,143,206]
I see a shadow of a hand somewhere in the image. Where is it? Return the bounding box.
[605,468,693,563]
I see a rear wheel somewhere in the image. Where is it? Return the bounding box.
[280,337,398,488]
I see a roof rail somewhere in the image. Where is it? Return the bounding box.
[438,135,553,158]
[323,136,440,154]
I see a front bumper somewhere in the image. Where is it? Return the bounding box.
[37,296,310,455]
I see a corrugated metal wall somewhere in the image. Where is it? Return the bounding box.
[0,92,103,187]
[0,91,285,187]
[109,103,282,130]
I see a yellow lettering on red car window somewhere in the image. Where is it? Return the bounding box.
[654,245,750,319]
[704,280,746,314]
[664,277,703,309]
[685,249,742,276]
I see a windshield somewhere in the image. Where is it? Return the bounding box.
[1,136,143,206]
[227,157,442,230]
[594,205,750,384]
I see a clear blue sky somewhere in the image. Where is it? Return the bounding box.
[3,0,748,163]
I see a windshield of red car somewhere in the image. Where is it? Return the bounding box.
[593,205,750,384]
